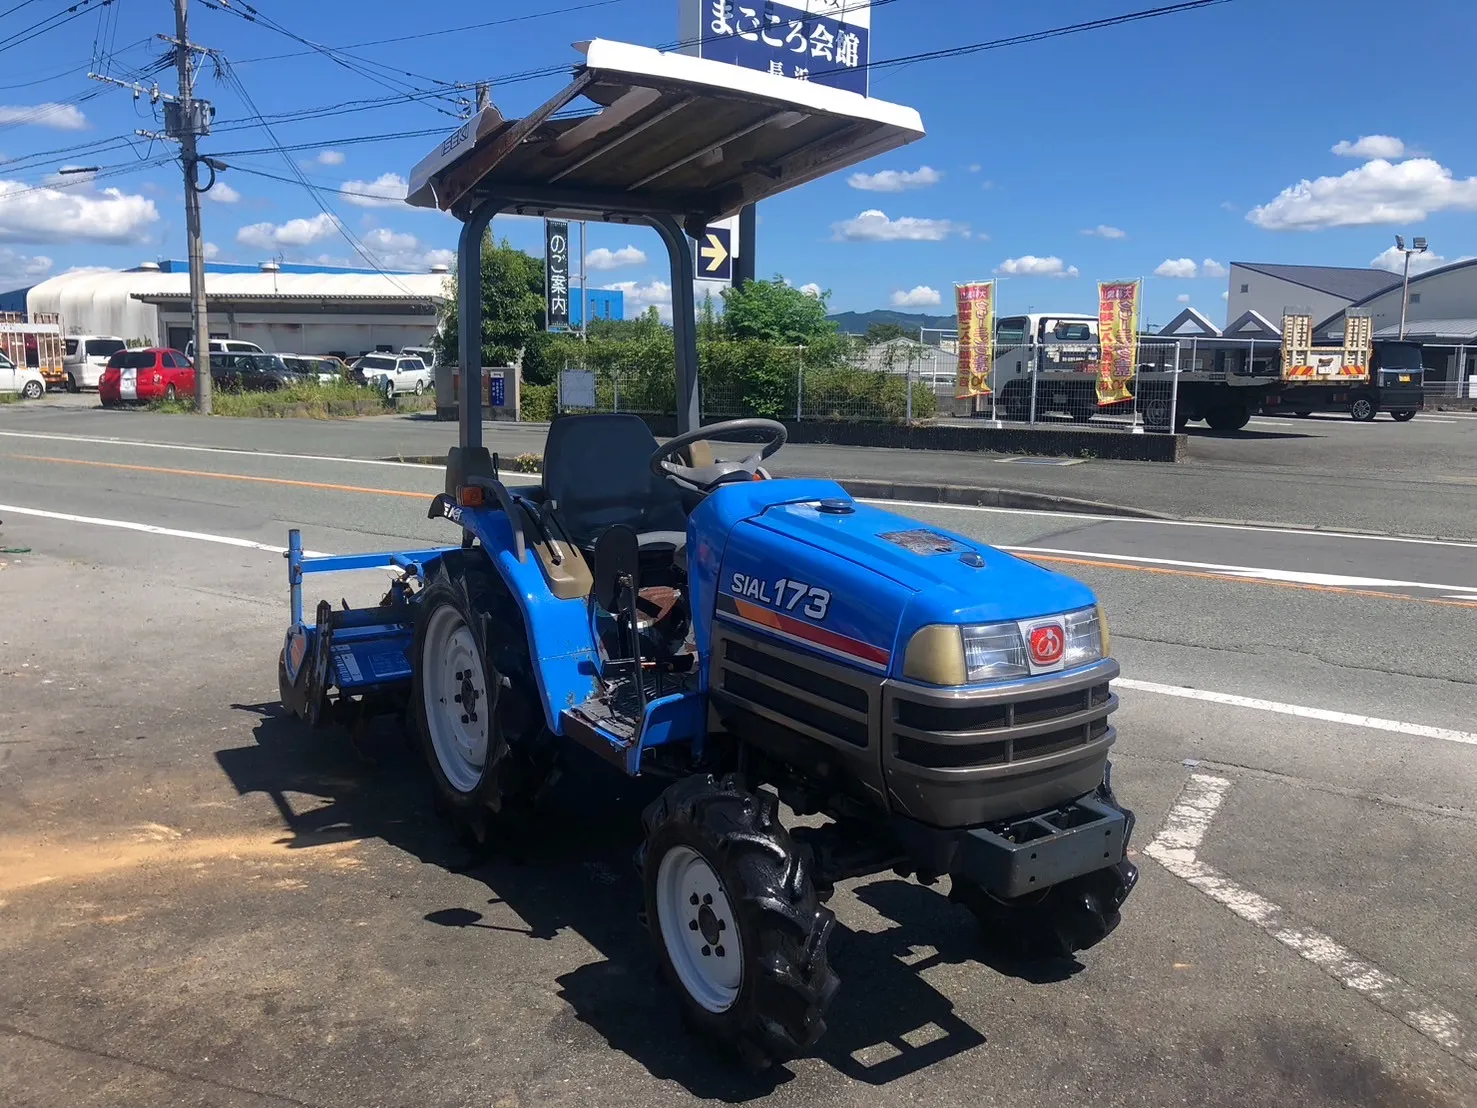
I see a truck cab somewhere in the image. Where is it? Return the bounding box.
[991,313,1101,421]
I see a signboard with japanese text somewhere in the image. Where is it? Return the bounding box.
[954,281,995,398]
[1096,280,1140,404]
[545,219,571,331]
[682,0,871,95]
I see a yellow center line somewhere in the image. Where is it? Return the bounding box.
[8,453,432,500]
[14,452,1473,610]
[1019,552,1477,611]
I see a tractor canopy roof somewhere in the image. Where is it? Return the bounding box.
[405,38,925,224]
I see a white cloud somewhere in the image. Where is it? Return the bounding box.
[799,282,823,298]
[1221,290,1229,300]
[585,244,647,271]
[1220,201,1239,213]
[995,255,1079,279]
[606,279,673,321]
[890,285,941,308]
[0,180,157,244]
[236,212,342,250]
[832,209,962,242]
[1368,245,1470,276]
[1201,258,1228,278]
[0,247,52,287]
[203,242,220,260]
[315,149,345,167]
[1155,257,1199,279]
[967,164,982,174]
[204,181,240,204]
[848,166,942,192]
[359,227,454,271]
[1248,158,1477,231]
[1176,294,1192,304]
[1332,135,1405,159]
[0,103,88,131]
[340,172,407,208]
[1081,224,1127,239]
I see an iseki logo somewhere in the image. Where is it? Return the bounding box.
[1029,624,1065,666]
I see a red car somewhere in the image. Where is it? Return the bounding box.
[99,348,195,407]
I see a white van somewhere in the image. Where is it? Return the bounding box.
[63,335,128,391]
[184,338,265,360]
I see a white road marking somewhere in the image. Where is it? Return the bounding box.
[0,429,445,470]
[872,499,1477,551]
[1147,774,1477,1071]
[1000,545,1477,595]
[0,504,330,558]
[1118,678,1477,747]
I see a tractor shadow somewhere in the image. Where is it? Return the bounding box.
[217,703,1075,1100]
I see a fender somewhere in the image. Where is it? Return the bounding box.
[444,503,598,735]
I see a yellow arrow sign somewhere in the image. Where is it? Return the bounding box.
[700,232,729,274]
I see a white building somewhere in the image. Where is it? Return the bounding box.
[23,263,450,357]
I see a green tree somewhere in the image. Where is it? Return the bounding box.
[865,321,908,345]
[721,276,836,345]
[433,235,545,369]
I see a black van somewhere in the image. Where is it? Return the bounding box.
[1267,340,1424,422]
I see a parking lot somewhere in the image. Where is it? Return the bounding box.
[2,403,1476,1107]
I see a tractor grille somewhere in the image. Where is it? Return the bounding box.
[889,678,1115,772]
[715,637,872,749]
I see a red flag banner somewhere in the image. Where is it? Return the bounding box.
[955,281,995,398]
[1097,280,1139,405]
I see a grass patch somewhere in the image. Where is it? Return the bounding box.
[149,381,435,419]
[0,391,19,405]
[511,452,542,473]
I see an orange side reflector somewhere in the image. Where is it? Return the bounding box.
[458,486,485,507]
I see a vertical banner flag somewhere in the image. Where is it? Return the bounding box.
[545,219,570,331]
[686,1,871,95]
[955,281,995,398]
[1096,280,1140,404]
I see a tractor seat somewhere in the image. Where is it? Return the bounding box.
[542,414,689,573]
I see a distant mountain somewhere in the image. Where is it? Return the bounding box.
[827,309,958,336]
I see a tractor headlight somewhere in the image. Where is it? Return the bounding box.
[961,622,1030,681]
[903,605,1112,687]
[1062,606,1107,667]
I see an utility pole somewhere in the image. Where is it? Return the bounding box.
[173,0,212,413]
[1394,234,1429,341]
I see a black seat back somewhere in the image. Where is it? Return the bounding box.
[542,414,688,548]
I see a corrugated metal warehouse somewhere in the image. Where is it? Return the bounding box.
[22,263,450,357]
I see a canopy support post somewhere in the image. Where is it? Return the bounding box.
[458,199,502,452]
[649,214,701,434]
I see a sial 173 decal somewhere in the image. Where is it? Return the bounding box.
[729,573,832,621]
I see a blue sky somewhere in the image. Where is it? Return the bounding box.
[2,0,1475,327]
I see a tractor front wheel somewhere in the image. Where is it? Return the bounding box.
[638,775,838,1070]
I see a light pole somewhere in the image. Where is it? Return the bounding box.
[1394,234,1428,340]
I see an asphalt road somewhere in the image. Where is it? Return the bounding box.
[5,395,1476,537]
[2,412,1477,1107]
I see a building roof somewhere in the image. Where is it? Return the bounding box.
[1157,306,1222,337]
[1373,319,1477,343]
[1234,262,1400,303]
[1222,309,1284,340]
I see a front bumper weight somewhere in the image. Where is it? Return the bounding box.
[957,795,1130,899]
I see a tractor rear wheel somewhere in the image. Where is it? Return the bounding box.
[412,552,545,846]
[638,774,839,1070]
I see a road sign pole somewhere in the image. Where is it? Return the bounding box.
[736,204,756,287]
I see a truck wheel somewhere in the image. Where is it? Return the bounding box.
[638,774,839,1070]
[1204,403,1250,431]
[412,554,542,845]
[1002,383,1030,422]
[1349,395,1376,422]
[1392,409,1417,422]
[1143,397,1171,431]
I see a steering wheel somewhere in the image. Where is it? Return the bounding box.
[650,418,788,492]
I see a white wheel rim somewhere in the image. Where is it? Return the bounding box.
[421,603,490,794]
[656,844,742,1013]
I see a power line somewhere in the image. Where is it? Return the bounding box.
[215,59,416,292]
[0,0,117,59]
[232,0,633,64]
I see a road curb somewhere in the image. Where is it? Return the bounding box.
[838,479,1175,519]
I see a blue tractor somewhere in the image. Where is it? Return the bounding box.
[277,41,1137,1068]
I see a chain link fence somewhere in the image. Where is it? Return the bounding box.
[540,333,1473,427]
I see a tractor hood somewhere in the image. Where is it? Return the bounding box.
[748,495,1096,626]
